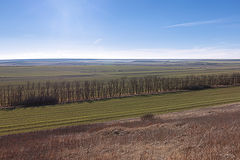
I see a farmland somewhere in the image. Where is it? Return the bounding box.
[1,59,240,135]
[1,101,240,160]
[1,59,240,159]
[1,59,240,108]
[1,86,240,136]
[1,59,240,85]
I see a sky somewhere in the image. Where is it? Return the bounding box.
[1,0,240,59]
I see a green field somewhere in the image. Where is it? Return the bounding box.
[1,59,240,85]
[1,86,240,136]
[1,59,240,136]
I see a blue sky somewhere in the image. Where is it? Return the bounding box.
[1,0,240,59]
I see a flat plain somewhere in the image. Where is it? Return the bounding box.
[1,86,240,136]
[2,59,240,159]
[2,102,240,160]
[1,59,240,136]
[1,59,240,85]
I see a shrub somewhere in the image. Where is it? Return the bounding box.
[184,85,211,90]
[141,113,155,121]
[19,96,59,107]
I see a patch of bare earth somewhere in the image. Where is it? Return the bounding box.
[2,103,240,160]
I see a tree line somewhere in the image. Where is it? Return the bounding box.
[1,72,240,107]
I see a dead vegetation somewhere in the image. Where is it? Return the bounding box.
[1,103,240,160]
[140,113,155,121]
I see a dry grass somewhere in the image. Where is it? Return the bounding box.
[140,113,155,121]
[1,103,240,160]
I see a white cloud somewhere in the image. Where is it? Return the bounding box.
[165,19,223,28]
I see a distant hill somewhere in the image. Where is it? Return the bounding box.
[0,59,240,66]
